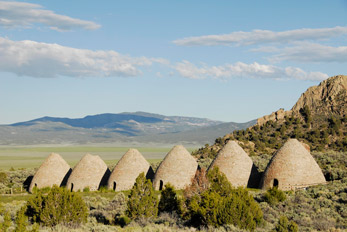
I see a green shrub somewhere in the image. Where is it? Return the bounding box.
[115,215,131,227]
[158,183,180,215]
[206,167,232,196]
[14,206,28,232]
[26,185,88,227]
[0,172,7,184]
[126,172,158,219]
[0,210,12,232]
[186,167,263,231]
[273,216,298,232]
[264,187,286,205]
[83,187,90,192]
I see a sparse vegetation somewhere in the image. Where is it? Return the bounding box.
[193,108,347,161]
[26,185,88,227]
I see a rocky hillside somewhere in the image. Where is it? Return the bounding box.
[257,75,347,126]
[193,75,347,159]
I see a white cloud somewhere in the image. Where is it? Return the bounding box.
[0,1,100,31]
[173,26,347,46]
[255,42,347,63]
[0,37,165,78]
[175,60,329,81]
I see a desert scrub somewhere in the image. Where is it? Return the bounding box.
[259,180,347,231]
[250,153,272,173]
[273,216,298,232]
[312,151,347,180]
[0,168,35,194]
[0,202,12,232]
[263,187,286,205]
[26,185,88,227]
[84,192,127,225]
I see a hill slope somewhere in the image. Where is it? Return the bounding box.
[193,75,347,159]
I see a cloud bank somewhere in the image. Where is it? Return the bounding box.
[0,1,100,31]
[175,61,328,81]
[0,37,164,78]
[254,43,347,63]
[174,26,347,46]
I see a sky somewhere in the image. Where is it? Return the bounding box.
[0,0,346,124]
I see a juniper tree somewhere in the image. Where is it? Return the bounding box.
[126,172,158,219]
[187,167,263,231]
[26,185,88,227]
[14,206,28,232]
[158,183,180,214]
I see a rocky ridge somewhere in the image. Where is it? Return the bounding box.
[257,75,347,126]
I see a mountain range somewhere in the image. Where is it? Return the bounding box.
[0,111,255,146]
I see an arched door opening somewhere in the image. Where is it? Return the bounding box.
[273,179,279,188]
[159,180,164,190]
[71,183,74,192]
[113,182,117,191]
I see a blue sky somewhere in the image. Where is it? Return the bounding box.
[0,0,346,124]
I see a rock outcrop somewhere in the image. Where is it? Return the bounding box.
[291,75,347,116]
[256,108,291,126]
[256,75,347,126]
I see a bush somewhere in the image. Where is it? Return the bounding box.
[186,167,263,231]
[158,183,181,215]
[273,216,298,232]
[0,172,7,183]
[0,210,12,232]
[115,215,131,227]
[14,206,28,232]
[26,185,88,227]
[206,167,232,196]
[264,187,286,205]
[126,172,158,219]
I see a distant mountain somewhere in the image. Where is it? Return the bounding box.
[0,112,255,146]
[11,113,164,129]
